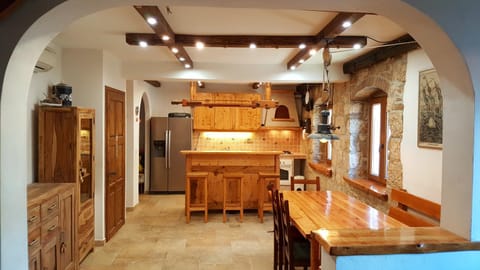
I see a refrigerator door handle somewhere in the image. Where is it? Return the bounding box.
[165,130,169,169]
[167,129,172,169]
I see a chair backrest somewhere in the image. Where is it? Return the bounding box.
[290,176,320,191]
[280,194,292,268]
[272,190,283,266]
[388,188,441,227]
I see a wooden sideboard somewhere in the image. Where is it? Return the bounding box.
[28,183,77,270]
[181,150,281,209]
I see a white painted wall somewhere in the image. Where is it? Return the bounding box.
[402,49,442,203]
[63,48,106,241]
[26,43,63,184]
[145,81,192,117]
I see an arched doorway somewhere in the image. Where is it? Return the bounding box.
[1,1,478,269]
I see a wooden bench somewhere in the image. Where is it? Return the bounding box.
[388,188,441,227]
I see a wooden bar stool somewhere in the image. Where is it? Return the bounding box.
[222,173,244,222]
[186,172,209,223]
[257,172,280,223]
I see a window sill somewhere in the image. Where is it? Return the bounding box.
[343,176,388,201]
[308,162,332,177]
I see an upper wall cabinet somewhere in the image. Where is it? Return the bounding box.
[193,92,261,130]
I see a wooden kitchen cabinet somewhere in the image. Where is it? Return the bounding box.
[28,183,77,270]
[193,92,261,130]
[38,106,95,263]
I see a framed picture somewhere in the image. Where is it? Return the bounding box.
[418,69,443,149]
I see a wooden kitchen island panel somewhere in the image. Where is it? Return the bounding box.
[181,151,281,209]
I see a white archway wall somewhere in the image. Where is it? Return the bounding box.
[1,1,479,269]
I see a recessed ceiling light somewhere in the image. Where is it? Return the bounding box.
[147,17,157,25]
[139,41,148,48]
[185,64,191,69]
[342,21,352,28]
[171,47,179,54]
[299,43,306,49]
[309,49,317,56]
[195,41,205,49]
[299,59,305,63]
[249,43,256,49]
[179,57,185,61]
[162,35,170,41]
[290,66,296,70]
[353,43,362,50]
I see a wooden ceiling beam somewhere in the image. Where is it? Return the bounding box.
[144,80,161,87]
[343,34,419,74]
[286,12,365,70]
[134,6,194,69]
[126,33,366,49]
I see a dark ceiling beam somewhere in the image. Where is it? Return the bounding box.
[286,12,365,70]
[144,80,161,87]
[134,6,194,69]
[343,34,419,74]
[126,33,366,49]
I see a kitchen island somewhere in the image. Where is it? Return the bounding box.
[180,150,281,209]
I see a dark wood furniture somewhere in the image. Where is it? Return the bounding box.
[37,106,95,262]
[28,183,77,270]
[272,190,283,269]
[290,176,320,191]
[257,172,280,223]
[282,190,406,269]
[388,188,441,227]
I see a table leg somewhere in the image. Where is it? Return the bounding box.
[310,237,320,269]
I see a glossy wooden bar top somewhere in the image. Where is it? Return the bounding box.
[282,191,405,238]
[313,227,480,256]
[181,150,283,155]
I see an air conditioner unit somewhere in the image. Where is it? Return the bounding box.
[34,46,56,72]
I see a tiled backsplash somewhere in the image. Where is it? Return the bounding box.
[193,130,302,152]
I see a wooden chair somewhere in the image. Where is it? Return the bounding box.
[257,172,280,223]
[290,176,320,191]
[186,172,209,223]
[280,194,311,270]
[272,189,283,269]
[222,173,244,222]
[388,188,441,227]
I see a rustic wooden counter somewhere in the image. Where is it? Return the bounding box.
[181,150,281,209]
[313,226,480,256]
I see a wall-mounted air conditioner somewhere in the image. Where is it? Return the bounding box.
[34,46,56,72]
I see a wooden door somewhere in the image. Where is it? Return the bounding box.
[59,187,75,270]
[105,86,125,241]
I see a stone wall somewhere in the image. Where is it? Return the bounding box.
[303,54,407,212]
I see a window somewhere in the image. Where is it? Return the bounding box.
[368,95,388,183]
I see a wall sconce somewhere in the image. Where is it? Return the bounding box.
[308,110,340,143]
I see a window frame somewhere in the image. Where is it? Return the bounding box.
[368,95,387,184]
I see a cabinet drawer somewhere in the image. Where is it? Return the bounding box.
[41,215,59,244]
[27,205,41,230]
[41,196,59,221]
[28,227,41,256]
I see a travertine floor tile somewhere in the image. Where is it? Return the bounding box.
[80,194,273,270]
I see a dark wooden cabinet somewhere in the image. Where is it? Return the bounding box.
[37,106,95,263]
[28,183,77,270]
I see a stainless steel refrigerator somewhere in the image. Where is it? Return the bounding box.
[150,114,192,193]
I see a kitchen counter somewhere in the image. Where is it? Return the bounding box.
[181,150,281,210]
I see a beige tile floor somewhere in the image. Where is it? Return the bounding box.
[80,194,274,270]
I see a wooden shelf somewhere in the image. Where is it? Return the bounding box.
[343,176,388,201]
[308,162,332,177]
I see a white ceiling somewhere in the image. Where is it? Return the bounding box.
[53,5,406,82]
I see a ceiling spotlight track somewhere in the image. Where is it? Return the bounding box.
[134,5,194,69]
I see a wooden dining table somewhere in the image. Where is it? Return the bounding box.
[282,190,406,269]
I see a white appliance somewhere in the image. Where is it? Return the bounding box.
[292,175,306,191]
[279,158,294,186]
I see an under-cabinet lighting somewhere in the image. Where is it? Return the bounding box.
[203,132,253,139]
[139,41,148,48]
[147,17,157,25]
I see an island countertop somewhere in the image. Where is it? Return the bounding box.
[182,150,280,210]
